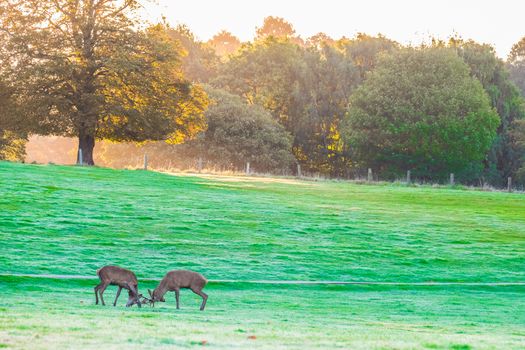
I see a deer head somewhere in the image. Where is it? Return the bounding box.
[147,289,165,307]
[125,292,143,308]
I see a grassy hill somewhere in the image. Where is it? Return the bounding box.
[0,161,524,349]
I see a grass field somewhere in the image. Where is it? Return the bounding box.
[0,161,524,349]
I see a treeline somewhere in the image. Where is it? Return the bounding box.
[1,3,524,186]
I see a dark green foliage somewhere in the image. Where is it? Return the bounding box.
[292,45,359,176]
[215,37,361,176]
[453,41,525,185]
[0,78,27,161]
[511,119,525,185]
[188,88,294,172]
[343,48,500,180]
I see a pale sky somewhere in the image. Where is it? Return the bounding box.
[141,0,524,59]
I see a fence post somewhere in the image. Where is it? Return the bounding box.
[406,170,411,184]
[143,154,148,170]
[508,177,512,193]
[297,163,302,177]
[450,173,454,186]
[197,157,203,173]
[246,162,250,175]
[367,168,373,182]
[78,149,83,166]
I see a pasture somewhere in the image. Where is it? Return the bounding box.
[0,161,524,349]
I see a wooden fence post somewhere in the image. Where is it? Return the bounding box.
[143,154,148,170]
[406,170,411,184]
[246,162,250,175]
[297,163,302,177]
[450,173,454,186]
[508,177,512,193]
[367,168,373,182]
[78,149,83,166]
[197,157,203,173]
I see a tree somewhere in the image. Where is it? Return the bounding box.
[255,16,303,46]
[0,77,27,161]
[183,87,294,172]
[508,37,525,96]
[208,30,242,59]
[337,33,398,82]
[306,32,335,49]
[293,45,359,176]
[0,131,26,161]
[215,37,361,176]
[511,119,525,185]
[214,37,304,128]
[0,0,207,165]
[450,40,525,185]
[256,16,296,39]
[167,24,220,83]
[343,48,500,180]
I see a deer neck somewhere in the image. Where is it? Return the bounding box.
[154,279,169,299]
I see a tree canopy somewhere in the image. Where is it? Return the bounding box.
[2,8,523,187]
[343,48,500,180]
[167,24,220,83]
[208,30,242,59]
[0,76,27,161]
[256,16,296,40]
[186,87,294,172]
[0,0,207,165]
[337,33,399,82]
[215,37,361,175]
[453,40,525,185]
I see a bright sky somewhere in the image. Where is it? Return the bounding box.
[141,0,525,59]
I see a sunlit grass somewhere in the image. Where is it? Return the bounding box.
[0,161,524,349]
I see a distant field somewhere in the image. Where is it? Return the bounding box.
[0,161,524,349]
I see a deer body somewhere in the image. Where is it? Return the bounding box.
[149,270,208,311]
[95,265,141,307]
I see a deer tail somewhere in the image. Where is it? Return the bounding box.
[96,268,102,276]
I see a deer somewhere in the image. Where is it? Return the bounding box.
[146,270,208,311]
[94,265,142,308]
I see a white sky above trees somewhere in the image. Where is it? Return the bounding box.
[141,0,524,59]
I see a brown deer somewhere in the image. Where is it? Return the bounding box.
[147,270,208,311]
[94,265,142,307]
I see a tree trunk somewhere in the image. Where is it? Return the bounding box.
[77,132,95,166]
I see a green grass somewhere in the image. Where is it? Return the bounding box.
[0,161,524,349]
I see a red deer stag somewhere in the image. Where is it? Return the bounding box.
[94,265,142,307]
[147,270,208,311]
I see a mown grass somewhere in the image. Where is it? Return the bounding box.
[0,161,524,349]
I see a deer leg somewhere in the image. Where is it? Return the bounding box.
[113,286,122,306]
[94,283,102,305]
[99,282,109,306]
[191,287,208,311]
[174,288,180,309]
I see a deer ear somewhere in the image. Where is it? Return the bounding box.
[148,289,152,297]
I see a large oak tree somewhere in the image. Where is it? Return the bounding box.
[0,0,207,165]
